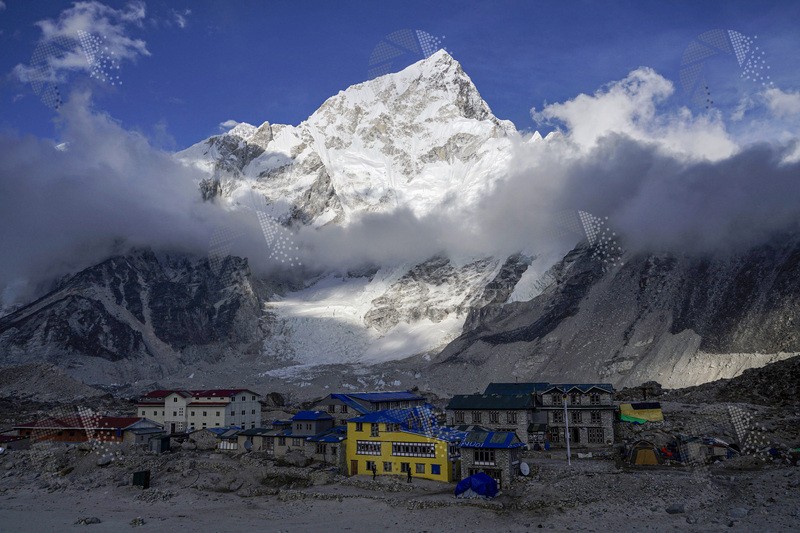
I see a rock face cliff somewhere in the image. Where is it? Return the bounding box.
[0,249,266,384]
[428,236,800,389]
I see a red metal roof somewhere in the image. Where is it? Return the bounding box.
[140,389,192,399]
[138,389,257,402]
[189,389,252,397]
[187,402,229,407]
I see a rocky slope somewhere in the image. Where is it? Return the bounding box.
[426,236,800,390]
[0,249,267,384]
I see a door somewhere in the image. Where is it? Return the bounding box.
[350,460,358,476]
[571,427,580,444]
[170,423,176,434]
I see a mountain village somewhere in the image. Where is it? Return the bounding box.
[3,380,797,496]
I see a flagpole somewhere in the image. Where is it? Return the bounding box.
[563,392,571,466]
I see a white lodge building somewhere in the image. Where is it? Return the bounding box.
[136,389,261,433]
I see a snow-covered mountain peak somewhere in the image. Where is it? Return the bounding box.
[178,48,521,224]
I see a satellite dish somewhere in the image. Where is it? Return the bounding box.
[520,462,530,476]
[243,440,252,451]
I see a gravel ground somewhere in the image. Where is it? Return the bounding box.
[0,439,798,532]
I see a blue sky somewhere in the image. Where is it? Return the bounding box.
[1,0,799,149]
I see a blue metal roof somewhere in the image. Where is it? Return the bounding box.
[347,391,423,402]
[292,410,334,421]
[329,394,371,414]
[306,425,347,443]
[460,430,526,449]
[348,410,409,424]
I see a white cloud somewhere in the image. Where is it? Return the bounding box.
[532,67,737,161]
[764,87,800,118]
[218,119,239,131]
[0,92,237,308]
[172,8,191,29]
[13,1,148,87]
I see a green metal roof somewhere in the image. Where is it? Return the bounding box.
[446,394,535,410]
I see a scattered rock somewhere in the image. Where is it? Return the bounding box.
[666,503,685,514]
[96,456,112,467]
[729,507,750,519]
[129,517,145,527]
[74,517,101,525]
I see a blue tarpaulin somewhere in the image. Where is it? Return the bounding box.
[454,472,498,498]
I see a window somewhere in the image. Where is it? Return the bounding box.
[570,393,581,405]
[370,423,379,437]
[590,394,601,405]
[316,443,327,455]
[140,410,145,416]
[400,462,410,473]
[203,411,208,417]
[202,422,207,428]
[391,442,435,457]
[292,438,303,447]
[431,464,441,475]
[241,410,245,415]
[356,422,363,432]
[278,437,286,446]
[550,429,560,443]
[252,395,256,401]
[474,449,496,466]
[231,397,235,402]
[383,461,392,472]
[552,411,564,424]
[230,411,235,417]
[471,411,482,423]
[356,441,381,455]
[173,397,178,402]
[454,411,464,423]
[341,405,348,413]
[489,411,499,423]
[173,411,177,417]
[252,410,256,415]
[162,411,165,416]
[241,396,246,401]
[551,394,560,405]
[415,463,425,474]
[251,423,255,429]
[385,423,400,432]
[216,411,220,417]
[296,423,303,431]
[306,423,312,430]
[571,411,582,424]
[154,411,157,416]
[191,411,195,416]
[590,411,602,424]
[365,460,377,471]
[588,427,604,444]
[327,404,335,413]
[506,411,517,424]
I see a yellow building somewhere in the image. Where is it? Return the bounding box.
[345,409,465,483]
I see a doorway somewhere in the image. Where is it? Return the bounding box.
[350,460,358,476]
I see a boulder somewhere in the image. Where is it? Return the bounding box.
[666,503,685,514]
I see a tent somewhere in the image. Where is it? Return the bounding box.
[628,440,662,465]
[620,403,664,424]
[454,472,499,498]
